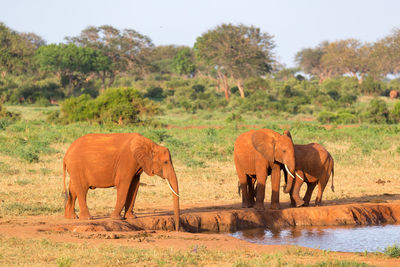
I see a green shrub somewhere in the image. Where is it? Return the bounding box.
[144,86,165,101]
[363,98,389,124]
[390,101,400,123]
[0,103,20,129]
[384,244,400,258]
[317,111,337,124]
[58,87,160,124]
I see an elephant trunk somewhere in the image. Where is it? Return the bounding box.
[283,163,296,194]
[166,169,180,231]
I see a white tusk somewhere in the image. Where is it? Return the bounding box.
[165,179,180,197]
[296,172,304,181]
[284,164,295,179]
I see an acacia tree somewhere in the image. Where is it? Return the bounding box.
[370,28,400,78]
[66,25,154,90]
[194,23,275,99]
[35,43,109,96]
[295,43,333,84]
[171,47,195,76]
[0,23,45,76]
[321,39,371,84]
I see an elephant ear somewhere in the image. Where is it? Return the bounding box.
[283,130,293,140]
[251,130,275,165]
[132,141,154,176]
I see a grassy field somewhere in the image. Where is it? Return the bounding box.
[0,105,399,266]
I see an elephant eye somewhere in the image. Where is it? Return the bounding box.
[164,160,168,164]
[282,149,286,153]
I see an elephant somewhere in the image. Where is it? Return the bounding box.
[234,129,296,210]
[282,130,334,207]
[63,133,180,231]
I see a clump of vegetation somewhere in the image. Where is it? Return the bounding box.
[54,87,160,124]
[0,103,20,130]
[384,244,400,258]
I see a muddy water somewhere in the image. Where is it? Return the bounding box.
[230,224,400,252]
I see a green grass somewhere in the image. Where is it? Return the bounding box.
[0,235,378,267]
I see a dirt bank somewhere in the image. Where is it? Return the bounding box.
[40,201,400,233]
[1,201,400,266]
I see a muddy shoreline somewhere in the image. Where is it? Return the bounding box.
[56,202,400,233]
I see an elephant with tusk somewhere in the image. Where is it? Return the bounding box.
[282,130,335,207]
[63,133,180,231]
[234,129,296,210]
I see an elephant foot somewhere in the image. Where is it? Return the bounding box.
[79,214,93,220]
[253,203,265,211]
[270,203,280,210]
[64,213,78,219]
[315,202,322,207]
[295,200,305,208]
[111,214,124,220]
[303,202,310,207]
[125,212,137,219]
[242,202,254,208]
[290,202,296,208]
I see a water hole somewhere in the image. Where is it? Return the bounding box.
[230,224,400,252]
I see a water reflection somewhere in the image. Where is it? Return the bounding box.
[230,224,400,252]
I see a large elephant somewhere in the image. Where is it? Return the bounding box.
[234,129,296,210]
[283,130,334,207]
[63,133,180,231]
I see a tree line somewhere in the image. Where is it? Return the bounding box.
[1,21,400,103]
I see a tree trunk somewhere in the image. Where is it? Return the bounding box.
[107,71,115,88]
[217,69,230,101]
[358,73,365,84]
[237,79,245,98]
[222,74,230,101]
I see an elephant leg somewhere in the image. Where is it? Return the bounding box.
[76,185,91,220]
[315,178,329,206]
[303,182,317,207]
[247,175,256,207]
[270,164,281,210]
[124,175,140,219]
[254,167,267,211]
[291,178,305,207]
[235,163,252,208]
[289,185,296,207]
[64,185,78,219]
[111,180,132,220]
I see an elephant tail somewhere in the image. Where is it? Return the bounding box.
[330,160,335,192]
[238,182,241,196]
[63,160,68,206]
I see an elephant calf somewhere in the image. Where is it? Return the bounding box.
[283,130,334,207]
[63,133,180,231]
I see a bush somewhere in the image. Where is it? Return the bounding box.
[363,98,389,124]
[317,111,337,124]
[0,103,20,129]
[384,244,400,258]
[57,87,160,124]
[144,86,165,101]
[390,101,400,123]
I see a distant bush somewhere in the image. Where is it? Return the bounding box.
[390,101,400,123]
[0,103,20,130]
[144,86,165,101]
[363,98,389,123]
[56,87,160,124]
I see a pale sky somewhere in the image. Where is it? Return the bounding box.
[1,0,400,67]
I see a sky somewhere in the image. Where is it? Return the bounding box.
[1,0,400,67]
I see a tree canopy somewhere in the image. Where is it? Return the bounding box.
[194,23,275,99]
